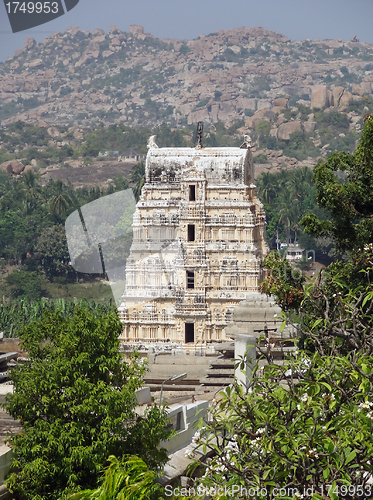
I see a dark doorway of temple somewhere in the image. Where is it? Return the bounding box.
[187,224,195,241]
[185,323,195,343]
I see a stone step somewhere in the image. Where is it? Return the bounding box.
[209,359,234,371]
[144,377,199,385]
[146,383,197,392]
[257,360,290,372]
[205,368,234,377]
[200,376,234,386]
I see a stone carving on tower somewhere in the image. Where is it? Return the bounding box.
[118,133,268,344]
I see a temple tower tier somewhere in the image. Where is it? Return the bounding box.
[118,140,269,344]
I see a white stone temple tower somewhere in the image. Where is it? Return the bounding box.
[118,134,269,344]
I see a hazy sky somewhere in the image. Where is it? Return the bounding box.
[1,0,373,62]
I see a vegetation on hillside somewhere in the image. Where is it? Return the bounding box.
[1,26,373,129]
[256,167,334,261]
[1,98,373,500]
[302,114,373,253]
[0,164,132,332]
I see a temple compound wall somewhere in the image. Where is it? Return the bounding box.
[118,137,269,344]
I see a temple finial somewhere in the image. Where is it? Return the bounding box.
[240,134,252,149]
[195,122,203,149]
[147,135,158,149]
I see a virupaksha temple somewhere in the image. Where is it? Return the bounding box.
[118,131,269,345]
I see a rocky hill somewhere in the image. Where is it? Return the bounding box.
[1,24,373,176]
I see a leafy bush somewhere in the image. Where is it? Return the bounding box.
[281,132,320,161]
[260,251,305,310]
[196,98,210,108]
[6,269,47,299]
[255,154,269,164]
[188,242,373,498]
[179,44,190,55]
[255,120,271,137]
[4,307,171,499]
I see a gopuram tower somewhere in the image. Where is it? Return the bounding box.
[118,128,269,345]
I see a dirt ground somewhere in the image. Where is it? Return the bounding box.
[40,160,138,189]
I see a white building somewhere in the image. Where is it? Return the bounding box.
[118,136,268,344]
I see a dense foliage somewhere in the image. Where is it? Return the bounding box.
[3,306,170,500]
[255,167,333,260]
[0,165,133,322]
[188,347,373,499]
[0,297,116,338]
[184,242,373,499]
[0,169,129,270]
[260,251,305,310]
[302,115,373,253]
[70,455,165,500]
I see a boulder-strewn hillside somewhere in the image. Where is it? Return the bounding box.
[2,24,373,176]
[1,24,373,126]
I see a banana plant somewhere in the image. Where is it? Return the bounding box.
[69,455,165,500]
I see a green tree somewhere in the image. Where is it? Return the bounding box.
[179,44,190,55]
[6,269,47,299]
[0,210,50,263]
[112,174,129,192]
[260,251,305,310]
[20,170,42,205]
[130,161,145,202]
[187,250,373,497]
[189,348,373,499]
[3,307,171,500]
[256,172,278,206]
[255,120,271,141]
[256,167,326,253]
[34,224,75,280]
[302,115,373,253]
[48,180,75,215]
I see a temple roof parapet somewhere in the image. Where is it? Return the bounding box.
[146,146,254,186]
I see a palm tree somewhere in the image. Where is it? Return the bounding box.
[278,198,299,246]
[87,186,102,202]
[0,183,12,213]
[256,172,277,206]
[133,176,145,202]
[130,161,145,184]
[48,180,74,215]
[130,161,145,202]
[17,199,33,217]
[21,170,42,203]
[287,167,313,202]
